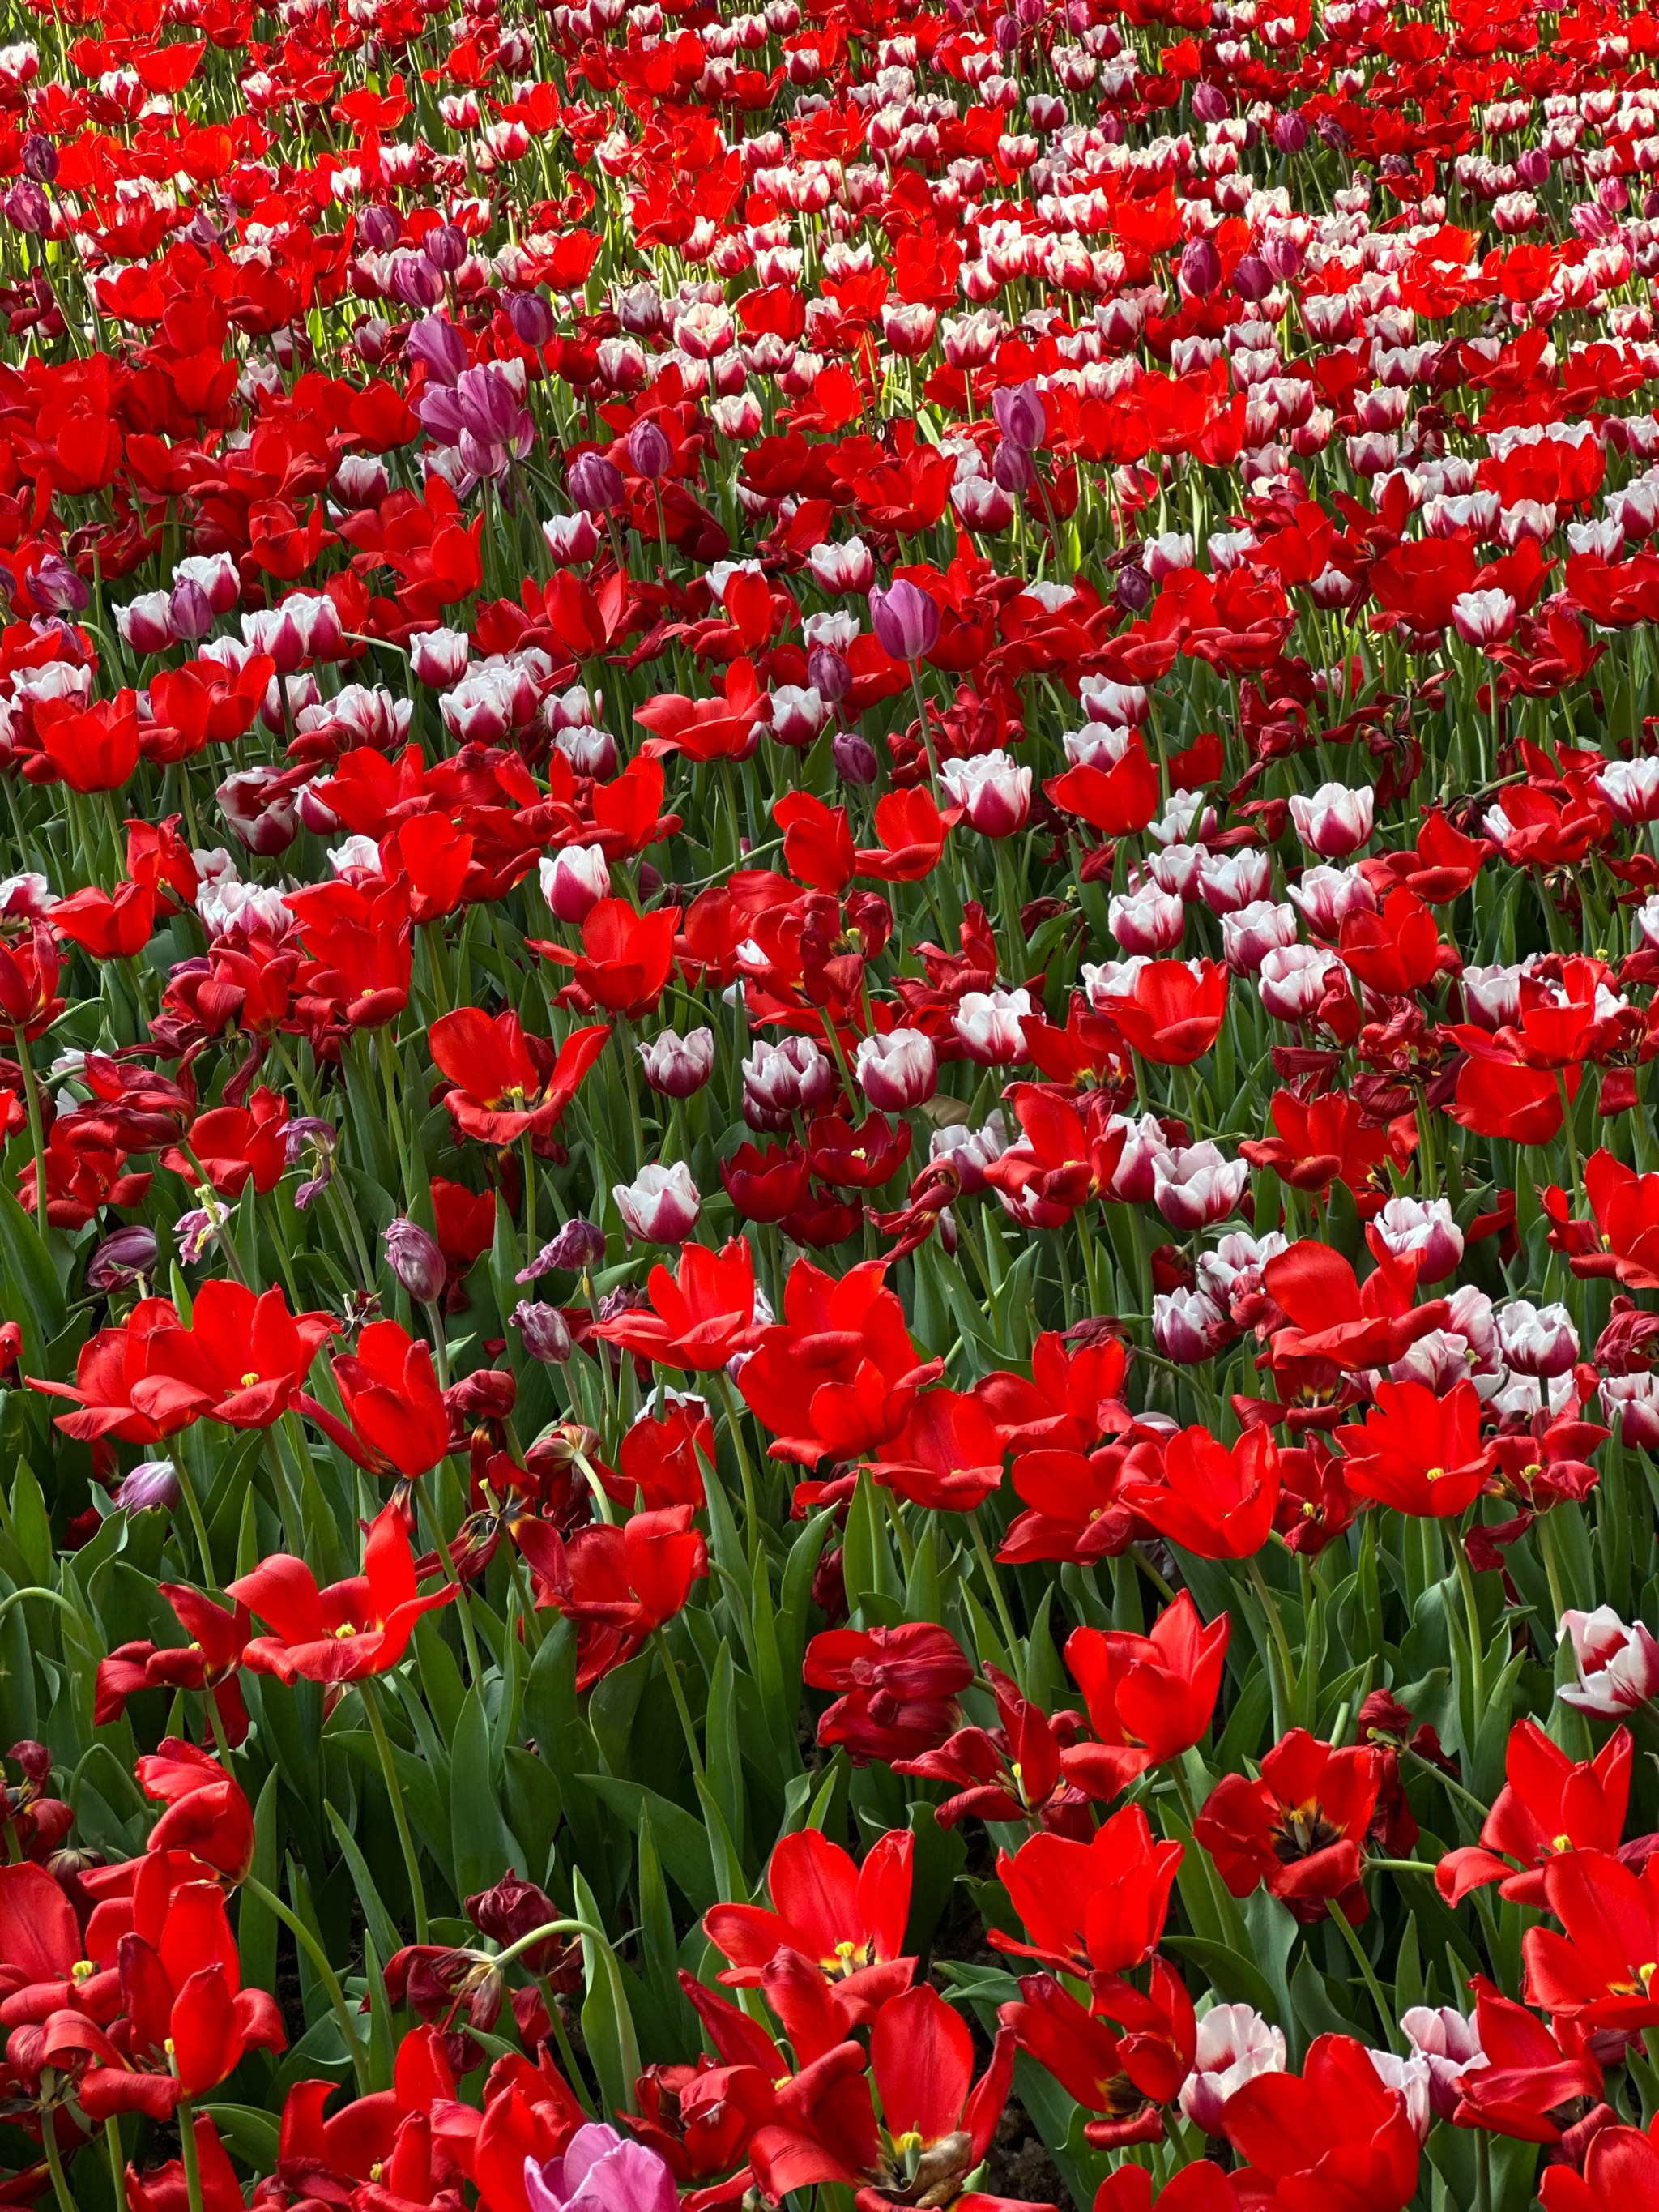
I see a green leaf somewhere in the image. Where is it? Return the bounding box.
[326,1801,403,1970]
[582,1775,715,1910]
[703,1641,746,1863]
[0,1181,65,1376]
[450,1684,518,1903]
[574,1865,641,2119]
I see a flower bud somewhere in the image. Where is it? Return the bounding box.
[512,1300,574,1363]
[86,1225,160,1293]
[506,289,557,348]
[639,1027,715,1097]
[518,1218,607,1280]
[1289,781,1374,859]
[114,1459,181,1514]
[869,579,940,662]
[539,843,610,923]
[1179,234,1222,298]
[614,1162,702,1242]
[940,749,1031,838]
[1495,1299,1579,1377]
[1559,1606,1659,1716]
[569,451,625,511]
[992,380,1047,451]
[855,1028,938,1111]
[383,1217,446,1303]
[1369,1196,1463,1283]
[626,418,673,480]
[834,728,878,786]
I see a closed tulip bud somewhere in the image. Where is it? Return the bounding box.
[506,288,557,347]
[833,728,879,786]
[808,645,851,703]
[383,1217,446,1304]
[218,768,297,856]
[168,576,214,643]
[992,380,1047,451]
[513,1300,574,1364]
[1273,110,1309,153]
[1231,252,1272,303]
[1191,81,1229,123]
[940,748,1031,837]
[21,135,58,186]
[1287,864,1375,937]
[1153,1142,1249,1230]
[614,1161,702,1242]
[542,511,601,566]
[117,591,176,655]
[1110,879,1186,954]
[1179,234,1222,297]
[1115,562,1154,613]
[568,451,625,511]
[808,537,875,594]
[855,1028,937,1111]
[1495,1299,1579,1377]
[869,578,940,662]
[4,180,48,235]
[1222,899,1299,975]
[86,1224,159,1292]
[114,1459,182,1514]
[1602,1371,1659,1451]
[424,222,467,274]
[638,1027,715,1097]
[1289,780,1375,858]
[1260,942,1342,1023]
[1179,2005,1286,2134]
[540,843,611,923]
[1559,1606,1659,1716]
[174,551,241,614]
[991,438,1034,493]
[357,203,400,252]
[953,986,1033,1065]
[626,418,673,480]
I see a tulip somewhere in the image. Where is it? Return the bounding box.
[1289,781,1375,857]
[519,1219,607,1280]
[639,1027,716,1098]
[1559,1607,1659,1716]
[1401,2007,1486,2122]
[808,537,876,593]
[1222,899,1299,974]
[1152,1143,1249,1230]
[614,1161,702,1243]
[1109,880,1186,954]
[1260,942,1343,1023]
[855,1029,938,1111]
[940,749,1031,836]
[869,579,940,662]
[1369,1196,1465,1283]
[1495,1299,1580,1377]
[513,1300,574,1364]
[410,626,471,686]
[953,987,1034,1065]
[383,1218,446,1305]
[569,451,625,510]
[1179,2004,1287,2133]
[626,418,673,479]
[540,844,612,923]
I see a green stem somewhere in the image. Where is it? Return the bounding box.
[36,2095,76,2212]
[1452,1524,1487,1718]
[653,1627,706,1783]
[970,1509,1026,1694]
[176,2098,206,2212]
[424,1476,481,1684]
[241,1873,369,2093]
[11,1027,47,1238]
[360,1676,429,1945]
[168,1445,216,1589]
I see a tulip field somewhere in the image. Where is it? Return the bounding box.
[16,0,1659,2206]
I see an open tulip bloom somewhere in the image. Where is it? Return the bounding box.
[15,2,1659,2210]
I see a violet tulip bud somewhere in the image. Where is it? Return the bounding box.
[1179,234,1222,298]
[614,1162,702,1243]
[506,289,557,348]
[638,1027,715,1098]
[991,380,1047,452]
[855,1028,937,1111]
[626,418,673,480]
[383,1217,446,1304]
[833,728,878,787]
[513,1300,574,1364]
[569,451,625,512]
[86,1225,159,1293]
[1559,1606,1659,1716]
[869,578,940,662]
[114,1459,182,1514]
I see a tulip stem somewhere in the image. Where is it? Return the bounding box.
[241,1873,369,2093]
[970,1510,1026,1694]
[104,2116,128,2212]
[176,2100,206,2212]
[653,1628,706,1783]
[360,1677,430,1946]
[424,1480,482,1684]
[1452,1526,1488,1719]
[10,1027,47,1241]
[36,2094,75,2212]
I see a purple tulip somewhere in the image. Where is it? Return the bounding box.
[868,578,940,663]
[424,221,467,273]
[22,135,58,186]
[1179,235,1222,298]
[383,1217,446,1304]
[569,451,625,512]
[406,314,469,388]
[86,1226,160,1294]
[507,289,557,348]
[513,1300,574,1364]
[626,419,673,480]
[834,728,879,786]
[991,380,1046,452]
[525,2125,680,2212]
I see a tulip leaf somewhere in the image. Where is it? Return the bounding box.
[451,1682,518,1903]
